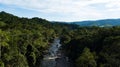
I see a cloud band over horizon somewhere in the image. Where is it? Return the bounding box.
[0,0,120,22]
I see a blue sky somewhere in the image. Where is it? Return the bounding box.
[0,0,120,22]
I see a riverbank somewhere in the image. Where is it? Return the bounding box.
[55,45,73,67]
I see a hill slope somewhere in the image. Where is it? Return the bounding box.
[72,19,120,27]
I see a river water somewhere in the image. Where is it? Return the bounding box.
[40,38,70,67]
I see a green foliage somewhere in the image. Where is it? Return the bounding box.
[0,11,78,67]
[61,26,120,67]
[0,29,9,47]
[61,35,71,44]
[17,54,29,67]
[0,60,4,67]
[99,36,120,67]
[0,21,6,28]
[76,47,97,67]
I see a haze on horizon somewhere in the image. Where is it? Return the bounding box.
[0,0,120,22]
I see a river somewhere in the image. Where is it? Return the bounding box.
[40,38,70,67]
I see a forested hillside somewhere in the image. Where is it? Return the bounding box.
[0,11,120,67]
[61,26,120,67]
[72,19,120,27]
[0,11,78,67]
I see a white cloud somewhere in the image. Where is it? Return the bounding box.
[0,0,120,21]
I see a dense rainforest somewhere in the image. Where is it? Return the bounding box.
[61,26,120,67]
[0,11,120,67]
[0,11,78,67]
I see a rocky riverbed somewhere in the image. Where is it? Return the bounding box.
[40,38,71,67]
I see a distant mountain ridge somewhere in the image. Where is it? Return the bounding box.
[71,19,120,27]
